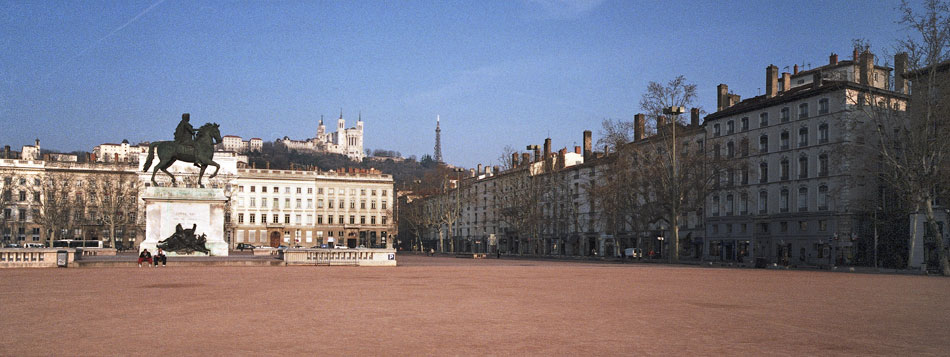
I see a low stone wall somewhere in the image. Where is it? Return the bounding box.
[282,248,396,266]
[0,249,77,268]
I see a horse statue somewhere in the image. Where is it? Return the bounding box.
[143,122,222,188]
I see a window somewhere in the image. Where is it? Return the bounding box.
[780,189,789,212]
[284,214,290,224]
[760,112,769,127]
[250,186,256,193]
[740,138,749,157]
[308,188,313,194]
[818,186,829,210]
[382,216,388,225]
[819,154,829,176]
[371,200,377,209]
[273,197,279,208]
[262,186,268,193]
[360,189,366,196]
[296,187,302,194]
[382,201,388,210]
[296,199,302,209]
[759,135,769,153]
[371,189,377,196]
[799,221,808,231]
[819,98,829,114]
[798,103,809,119]
[250,214,256,224]
[741,117,749,131]
[307,199,313,208]
[250,197,256,207]
[238,213,244,223]
[350,200,355,209]
[712,196,720,216]
[339,215,344,224]
[318,188,324,194]
[360,200,366,209]
[819,220,827,231]
[781,107,790,122]
[741,165,749,185]
[285,198,290,208]
[712,224,719,235]
[798,156,809,178]
[261,198,267,208]
[799,127,809,146]
[758,191,768,214]
[273,214,279,224]
[714,124,721,136]
[780,222,788,233]
[727,141,735,158]
[239,186,244,192]
[740,193,748,214]
[781,131,789,150]
[349,215,355,224]
[725,195,734,215]
[780,159,789,180]
[798,187,808,211]
[317,215,324,224]
[18,191,25,201]
[714,144,721,159]
[360,216,366,224]
[819,123,829,143]
[727,120,735,134]
[328,199,334,209]
[371,216,376,225]
[18,208,26,221]
[759,162,768,183]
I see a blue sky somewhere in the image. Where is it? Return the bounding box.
[1,0,913,167]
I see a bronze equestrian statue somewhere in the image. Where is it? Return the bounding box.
[143,113,222,188]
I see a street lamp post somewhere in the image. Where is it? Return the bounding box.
[662,106,685,263]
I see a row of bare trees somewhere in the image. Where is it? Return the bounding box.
[1,166,142,248]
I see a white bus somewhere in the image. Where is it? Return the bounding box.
[52,240,104,249]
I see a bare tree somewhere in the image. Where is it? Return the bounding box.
[867,0,950,274]
[496,145,519,171]
[89,170,141,248]
[34,171,75,244]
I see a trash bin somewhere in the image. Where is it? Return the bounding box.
[57,250,68,268]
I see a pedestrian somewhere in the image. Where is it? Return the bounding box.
[138,249,153,267]
[154,248,167,267]
[496,249,501,259]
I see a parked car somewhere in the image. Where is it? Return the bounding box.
[357,244,366,249]
[236,243,256,251]
[24,243,45,248]
[334,245,348,249]
[4,243,23,248]
[624,248,643,259]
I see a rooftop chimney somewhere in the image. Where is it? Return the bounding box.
[493,165,499,174]
[830,53,838,65]
[533,146,541,162]
[634,114,645,141]
[781,72,791,92]
[583,130,592,161]
[895,52,908,94]
[557,149,567,169]
[477,164,482,174]
[766,64,779,98]
[853,48,860,61]
[512,152,519,167]
[793,64,799,75]
[521,153,530,166]
[859,50,874,86]
[717,84,729,111]
[574,146,581,154]
[3,145,9,159]
[690,108,700,127]
[544,138,552,159]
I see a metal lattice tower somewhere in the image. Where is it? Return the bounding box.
[434,115,443,163]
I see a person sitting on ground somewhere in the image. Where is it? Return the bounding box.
[138,249,153,267]
[154,248,167,267]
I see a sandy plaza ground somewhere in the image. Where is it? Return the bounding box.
[1,254,948,356]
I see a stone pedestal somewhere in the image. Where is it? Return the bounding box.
[141,187,228,256]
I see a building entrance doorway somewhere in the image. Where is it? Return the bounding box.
[270,231,281,248]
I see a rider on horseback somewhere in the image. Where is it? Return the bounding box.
[174,113,200,167]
